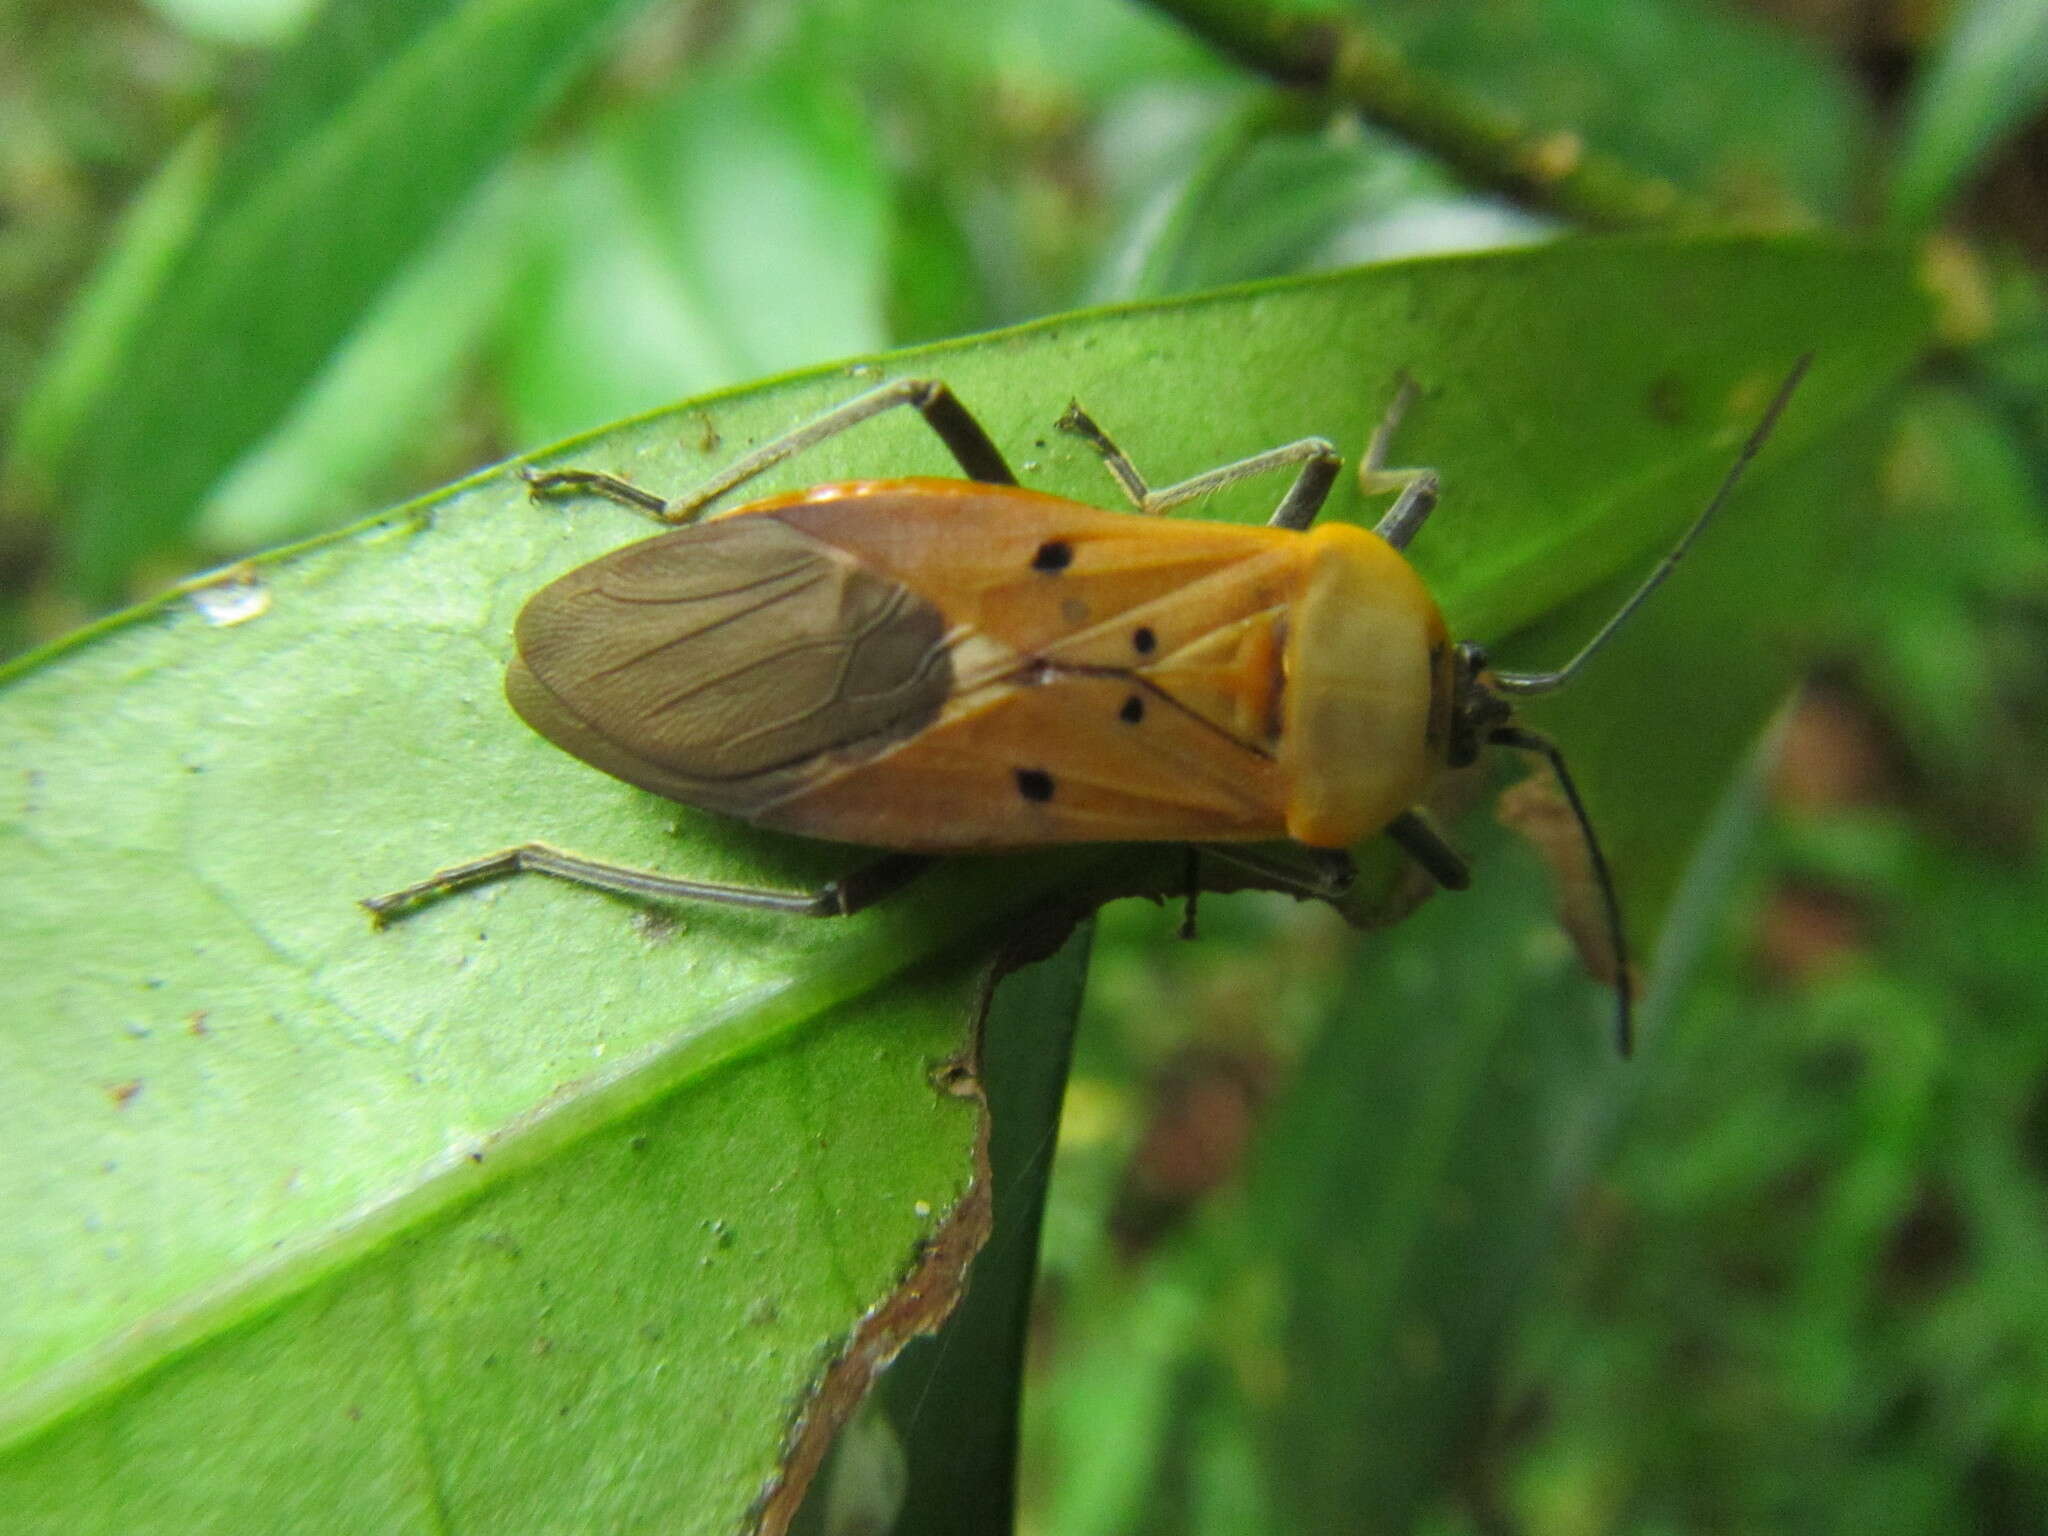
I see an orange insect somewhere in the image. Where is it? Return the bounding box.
[365,364,1809,1052]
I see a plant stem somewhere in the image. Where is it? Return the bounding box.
[1139,0,1723,232]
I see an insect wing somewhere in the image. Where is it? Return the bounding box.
[509,513,953,816]
[766,480,1295,657]
[762,666,1291,848]
[753,482,1307,847]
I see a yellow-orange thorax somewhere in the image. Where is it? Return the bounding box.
[1278,520,1453,847]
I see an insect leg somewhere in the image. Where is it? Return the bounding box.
[667,379,1016,519]
[518,466,672,521]
[519,380,1015,525]
[1196,843,1357,901]
[1359,375,1440,551]
[1055,403,1341,530]
[1385,810,1471,890]
[1489,725,1634,1057]
[360,846,933,925]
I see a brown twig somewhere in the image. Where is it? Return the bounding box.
[1138,0,1721,232]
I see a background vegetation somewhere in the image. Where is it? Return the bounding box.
[3,0,2046,1531]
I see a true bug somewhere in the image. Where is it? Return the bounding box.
[365,361,1810,1053]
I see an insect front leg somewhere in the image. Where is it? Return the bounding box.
[1195,843,1358,901]
[1202,819,1471,904]
[519,378,1018,524]
[361,846,934,926]
[1358,375,1440,551]
[1055,404,1342,531]
[1385,809,1470,891]
[1179,847,1202,939]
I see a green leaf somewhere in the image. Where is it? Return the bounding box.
[47,0,670,601]
[1339,0,1871,222]
[1016,385,1890,1525]
[872,924,1093,1536]
[144,0,322,48]
[1268,425,1871,1508]
[2,121,223,508]
[1090,93,1547,306]
[500,57,892,445]
[884,169,990,347]
[6,949,1003,1536]
[1250,819,1619,1532]
[1891,0,2048,229]
[0,237,1925,1531]
[1509,400,1895,946]
[196,165,535,553]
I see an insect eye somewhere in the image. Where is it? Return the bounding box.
[1132,626,1157,655]
[1031,540,1073,573]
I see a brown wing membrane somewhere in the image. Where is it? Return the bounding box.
[509,515,952,815]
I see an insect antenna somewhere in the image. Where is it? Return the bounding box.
[1490,354,1812,698]
[1490,725,1635,1056]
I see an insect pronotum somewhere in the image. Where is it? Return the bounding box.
[365,359,1812,1054]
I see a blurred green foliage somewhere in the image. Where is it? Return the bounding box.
[4,0,2047,1531]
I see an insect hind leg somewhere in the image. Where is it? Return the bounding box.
[518,465,671,520]
[672,378,1016,519]
[1056,403,1341,530]
[361,846,934,925]
[1359,374,1440,551]
[520,378,1017,526]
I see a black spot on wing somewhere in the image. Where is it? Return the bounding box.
[1032,539,1073,572]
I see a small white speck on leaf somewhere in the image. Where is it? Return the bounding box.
[189,566,271,627]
